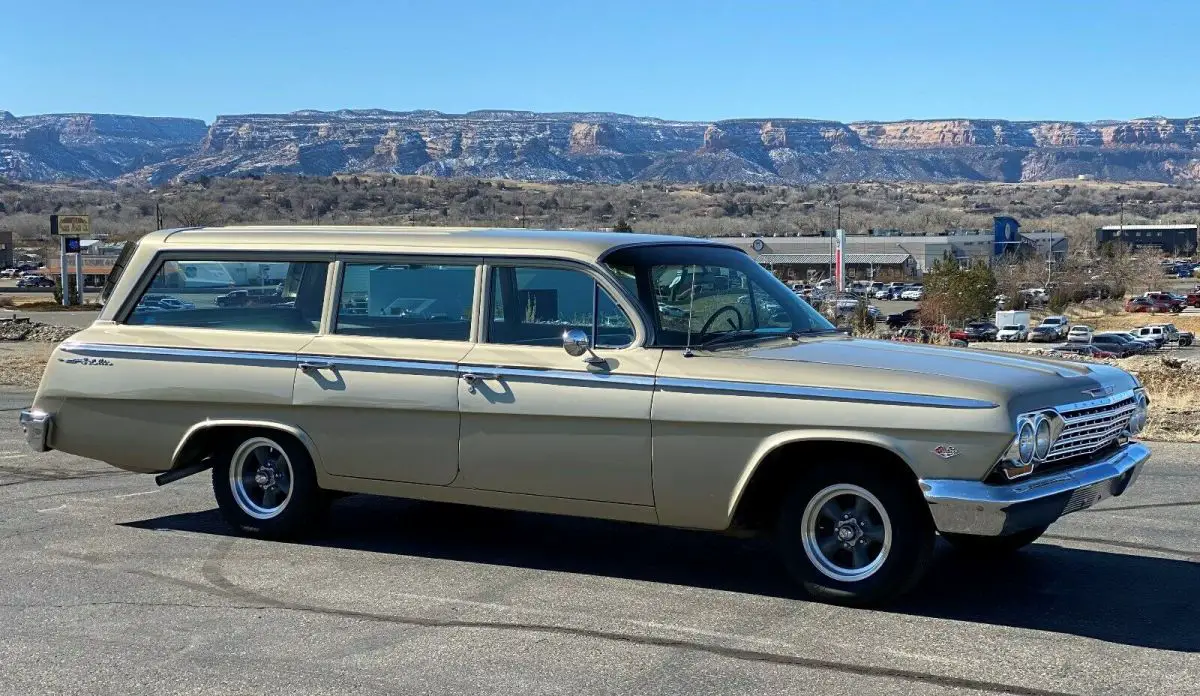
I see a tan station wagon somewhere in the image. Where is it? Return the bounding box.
[20,226,1151,605]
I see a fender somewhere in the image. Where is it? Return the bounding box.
[724,429,916,525]
[158,419,324,486]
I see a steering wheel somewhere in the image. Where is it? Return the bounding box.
[698,305,744,339]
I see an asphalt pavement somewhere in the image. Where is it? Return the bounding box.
[0,392,1196,695]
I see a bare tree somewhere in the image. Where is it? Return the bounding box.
[169,199,225,227]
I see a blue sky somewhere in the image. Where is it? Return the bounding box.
[6,0,1199,123]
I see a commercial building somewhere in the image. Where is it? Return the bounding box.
[1095,224,1197,255]
[719,217,1066,281]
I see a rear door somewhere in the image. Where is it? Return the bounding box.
[455,260,659,505]
[291,257,479,485]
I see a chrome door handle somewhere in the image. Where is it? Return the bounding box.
[299,361,334,372]
[461,372,500,392]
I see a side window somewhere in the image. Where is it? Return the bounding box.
[335,262,475,341]
[488,266,633,348]
[126,259,327,333]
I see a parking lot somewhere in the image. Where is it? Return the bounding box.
[0,395,1196,696]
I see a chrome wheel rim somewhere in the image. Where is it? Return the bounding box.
[229,437,293,520]
[801,484,892,582]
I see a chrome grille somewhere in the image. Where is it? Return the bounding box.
[1045,394,1137,463]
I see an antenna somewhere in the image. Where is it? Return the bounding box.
[683,265,698,357]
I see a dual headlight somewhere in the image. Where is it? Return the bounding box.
[1127,389,1149,436]
[1014,412,1061,466]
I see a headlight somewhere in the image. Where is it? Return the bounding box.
[1128,390,1149,435]
[1034,417,1052,459]
[1017,420,1036,464]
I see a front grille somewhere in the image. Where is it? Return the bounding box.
[1045,394,1136,463]
[1063,482,1105,514]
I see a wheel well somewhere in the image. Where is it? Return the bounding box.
[730,440,921,534]
[172,425,302,472]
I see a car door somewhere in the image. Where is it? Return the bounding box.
[455,260,659,506]
[291,257,479,485]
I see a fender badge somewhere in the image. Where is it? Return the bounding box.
[62,357,113,367]
[933,445,959,459]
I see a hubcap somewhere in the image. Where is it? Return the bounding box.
[229,437,294,520]
[800,484,892,582]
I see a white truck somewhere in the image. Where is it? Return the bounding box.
[995,310,1031,332]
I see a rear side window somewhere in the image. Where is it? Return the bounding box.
[334,262,476,341]
[126,259,328,333]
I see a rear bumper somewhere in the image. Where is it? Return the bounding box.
[19,409,52,453]
[920,442,1150,536]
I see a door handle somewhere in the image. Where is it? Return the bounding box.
[299,360,335,372]
[460,372,500,392]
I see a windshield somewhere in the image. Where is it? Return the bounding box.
[603,244,836,348]
[1002,325,1020,331]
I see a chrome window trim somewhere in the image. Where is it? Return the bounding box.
[655,377,998,410]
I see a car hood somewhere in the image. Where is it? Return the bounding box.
[701,336,1139,415]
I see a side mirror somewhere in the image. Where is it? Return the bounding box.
[563,328,590,357]
[563,329,606,365]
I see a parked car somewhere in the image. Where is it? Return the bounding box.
[1125,297,1182,314]
[1027,325,1061,343]
[1090,333,1140,357]
[893,326,932,343]
[1119,332,1160,352]
[899,286,924,301]
[1143,291,1185,310]
[1130,326,1169,348]
[20,226,1151,607]
[996,324,1028,342]
[1066,325,1093,343]
[1160,323,1195,347]
[885,307,921,329]
[1036,315,1070,339]
[141,294,197,311]
[963,322,999,342]
[16,276,55,288]
[1050,344,1117,359]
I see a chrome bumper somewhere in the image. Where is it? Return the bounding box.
[19,409,52,453]
[921,441,1150,536]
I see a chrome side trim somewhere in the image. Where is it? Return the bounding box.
[61,342,297,366]
[459,364,656,388]
[923,441,1150,536]
[654,377,998,409]
[303,354,459,375]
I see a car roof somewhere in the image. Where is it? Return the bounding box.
[145,226,728,262]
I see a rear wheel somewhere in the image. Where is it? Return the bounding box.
[776,463,935,606]
[212,433,327,539]
[941,525,1048,555]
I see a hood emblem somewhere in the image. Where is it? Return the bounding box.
[933,445,959,459]
[1084,385,1114,398]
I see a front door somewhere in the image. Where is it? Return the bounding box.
[291,258,479,485]
[456,262,659,506]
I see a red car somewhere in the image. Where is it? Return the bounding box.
[1125,297,1182,313]
[1186,292,1200,308]
[948,328,969,341]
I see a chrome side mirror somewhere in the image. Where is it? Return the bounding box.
[563,329,606,364]
[563,328,590,357]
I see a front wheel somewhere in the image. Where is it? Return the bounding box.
[942,525,1048,555]
[776,464,935,606]
[212,432,328,539]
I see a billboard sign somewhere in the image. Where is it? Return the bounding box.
[50,214,90,236]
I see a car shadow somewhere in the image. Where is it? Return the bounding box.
[122,495,1199,653]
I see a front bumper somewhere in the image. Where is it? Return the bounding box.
[19,409,52,453]
[920,441,1150,536]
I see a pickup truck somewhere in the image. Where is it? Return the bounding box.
[1133,324,1194,347]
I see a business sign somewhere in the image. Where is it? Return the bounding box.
[64,237,81,253]
[50,214,90,236]
[993,216,1022,257]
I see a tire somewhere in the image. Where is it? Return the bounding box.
[212,432,328,539]
[941,525,1048,556]
[776,462,935,606]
